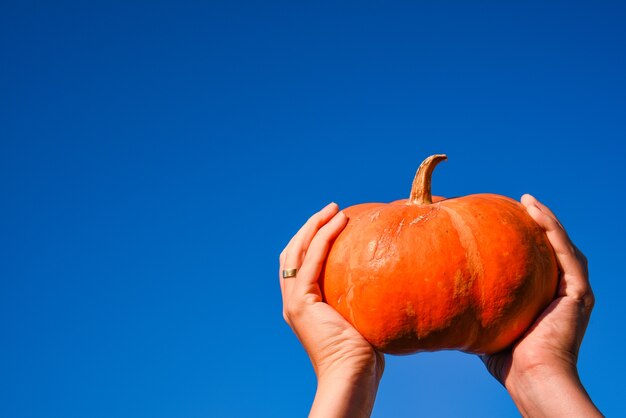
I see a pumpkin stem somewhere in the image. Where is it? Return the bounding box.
[409,154,447,205]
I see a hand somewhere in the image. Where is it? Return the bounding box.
[279,203,384,418]
[481,194,601,417]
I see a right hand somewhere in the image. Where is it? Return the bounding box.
[481,194,600,417]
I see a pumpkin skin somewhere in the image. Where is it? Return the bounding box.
[320,155,558,355]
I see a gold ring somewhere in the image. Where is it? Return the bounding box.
[282,268,298,279]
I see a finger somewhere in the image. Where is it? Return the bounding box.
[278,252,286,307]
[523,198,590,301]
[295,211,348,293]
[525,195,588,276]
[281,203,340,301]
[284,202,339,269]
[279,202,336,281]
[278,246,290,305]
[521,194,564,229]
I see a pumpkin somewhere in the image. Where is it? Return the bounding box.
[321,154,558,355]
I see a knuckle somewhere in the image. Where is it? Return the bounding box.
[316,225,333,239]
[572,246,590,279]
[562,243,576,256]
[283,300,300,320]
[574,246,588,264]
[570,284,595,312]
[584,290,595,312]
[571,286,587,301]
[308,211,322,226]
[302,293,319,305]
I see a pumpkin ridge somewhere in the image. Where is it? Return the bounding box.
[440,205,484,299]
[440,205,484,349]
[345,270,356,324]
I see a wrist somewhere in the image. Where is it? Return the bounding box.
[506,365,601,417]
[310,367,382,418]
[316,351,383,384]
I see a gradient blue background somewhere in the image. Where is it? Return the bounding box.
[2,1,625,417]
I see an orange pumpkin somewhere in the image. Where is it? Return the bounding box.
[321,155,558,355]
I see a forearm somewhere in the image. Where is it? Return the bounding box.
[310,370,381,418]
[507,367,602,418]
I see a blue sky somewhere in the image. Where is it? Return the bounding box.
[1,1,625,417]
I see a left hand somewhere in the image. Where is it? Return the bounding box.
[279,202,384,382]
